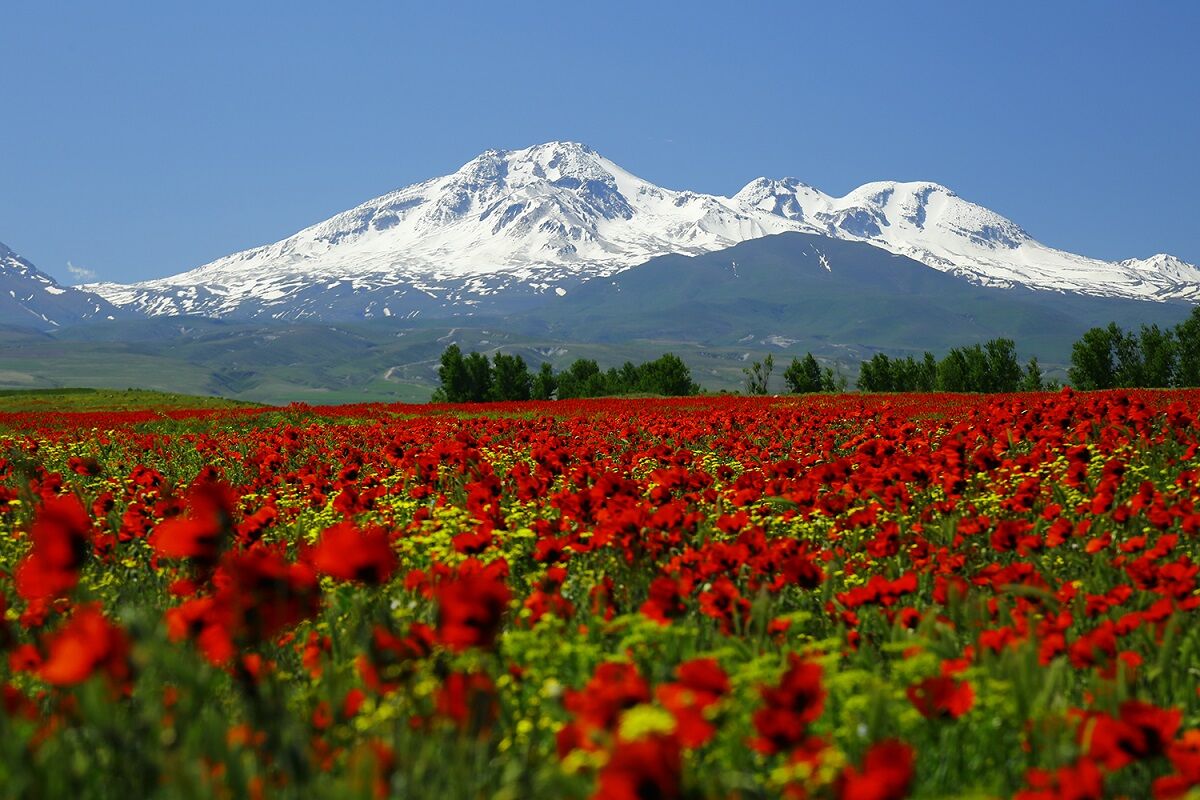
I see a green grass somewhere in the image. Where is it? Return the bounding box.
[0,387,261,412]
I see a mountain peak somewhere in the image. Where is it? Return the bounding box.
[1117,253,1200,283]
[735,176,819,195]
[0,241,125,328]
[80,143,1200,321]
[456,141,605,177]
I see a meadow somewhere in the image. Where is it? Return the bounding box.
[1,389,1199,798]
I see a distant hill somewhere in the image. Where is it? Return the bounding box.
[0,387,259,413]
[0,240,128,329]
[514,232,1194,360]
[0,231,1191,402]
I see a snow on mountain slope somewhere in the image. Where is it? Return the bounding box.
[733,179,1200,301]
[90,143,803,319]
[88,142,1199,320]
[0,241,124,329]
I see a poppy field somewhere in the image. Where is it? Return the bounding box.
[2,390,1200,799]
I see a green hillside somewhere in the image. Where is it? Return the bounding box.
[0,233,1192,402]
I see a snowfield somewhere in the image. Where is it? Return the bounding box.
[83,142,1200,319]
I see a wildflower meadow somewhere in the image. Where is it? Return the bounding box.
[2,390,1200,799]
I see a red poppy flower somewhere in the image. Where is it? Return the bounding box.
[435,560,510,652]
[1015,758,1104,800]
[39,604,131,687]
[752,654,826,755]
[907,676,974,720]
[1086,700,1181,770]
[435,671,498,732]
[311,521,397,584]
[165,548,320,665]
[15,494,93,601]
[640,576,687,624]
[698,577,750,634]
[1154,729,1200,799]
[656,658,730,748]
[564,662,651,734]
[837,739,914,800]
[150,478,236,564]
[595,734,681,800]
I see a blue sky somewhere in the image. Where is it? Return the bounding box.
[2,1,1198,284]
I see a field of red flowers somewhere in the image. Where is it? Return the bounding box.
[2,390,1200,799]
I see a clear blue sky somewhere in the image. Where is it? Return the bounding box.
[2,1,1198,285]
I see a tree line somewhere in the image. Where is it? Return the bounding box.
[432,345,699,402]
[434,305,1200,401]
[741,340,1041,394]
[855,338,1047,393]
[754,306,1200,395]
[1068,307,1200,389]
[743,353,847,395]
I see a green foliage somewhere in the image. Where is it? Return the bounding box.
[555,359,607,399]
[1139,324,1178,387]
[1069,325,1119,390]
[1068,315,1197,389]
[435,349,699,402]
[434,347,523,402]
[1018,356,1045,392]
[462,352,493,401]
[559,354,700,399]
[491,353,532,401]
[935,340,1020,393]
[1178,306,1200,387]
[433,344,470,402]
[783,353,844,394]
[858,352,937,392]
[983,338,1023,392]
[860,339,1021,393]
[743,353,774,395]
[636,353,700,396]
[531,361,557,401]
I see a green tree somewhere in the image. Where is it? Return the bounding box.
[615,361,641,394]
[531,362,557,400]
[1112,325,1145,387]
[936,349,969,392]
[640,353,699,396]
[434,344,470,402]
[984,338,1022,392]
[918,352,938,392]
[556,359,606,399]
[784,353,824,393]
[890,356,919,391]
[1069,325,1119,390]
[1138,324,1177,387]
[962,344,991,392]
[886,353,937,392]
[462,351,493,402]
[857,353,893,392]
[491,352,532,401]
[1177,306,1200,387]
[744,353,774,395]
[1019,356,1044,392]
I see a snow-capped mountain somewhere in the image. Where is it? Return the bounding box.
[89,143,800,320]
[733,178,1200,301]
[0,241,124,329]
[88,142,1200,320]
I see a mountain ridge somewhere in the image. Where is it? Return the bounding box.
[0,240,126,329]
[62,140,1200,320]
